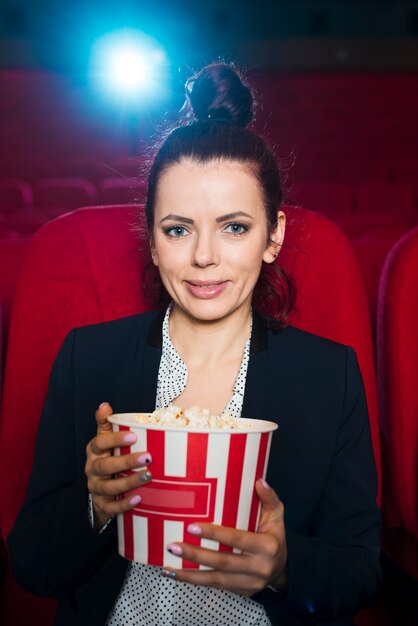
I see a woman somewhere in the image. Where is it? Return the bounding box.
[8,63,381,626]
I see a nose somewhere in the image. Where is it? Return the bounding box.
[192,231,219,268]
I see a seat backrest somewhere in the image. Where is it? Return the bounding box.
[349,221,411,330]
[0,204,380,625]
[97,177,147,205]
[0,178,33,213]
[0,238,30,362]
[33,177,98,209]
[377,226,418,539]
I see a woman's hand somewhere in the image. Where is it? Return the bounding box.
[162,479,288,595]
[85,402,153,530]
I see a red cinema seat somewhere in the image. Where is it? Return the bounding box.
[0,238,30,363]
[377,226,418,581]
[97,177,147,205]
[289,181,352,222]
[0,179,33,213]
[349,221,411,327]
[33,178,97,211]
[0,205,381,625]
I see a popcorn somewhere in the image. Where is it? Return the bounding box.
[134,404,253,430]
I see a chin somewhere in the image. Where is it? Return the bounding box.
[176,298,248,323]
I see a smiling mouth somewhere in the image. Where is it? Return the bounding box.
[185,280,228,298]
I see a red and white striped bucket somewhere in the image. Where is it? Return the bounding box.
[109,414,277,569]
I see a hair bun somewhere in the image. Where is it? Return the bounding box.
[186,63,254,128]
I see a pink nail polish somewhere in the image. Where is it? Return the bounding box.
[187,524,202,536]
[167,543,183,556]
[261,479,270,489]
[123,433,137,443]
[99,402,109,409]
[129,494,142,506]
[137,453,152,465]
[161,568,176,579]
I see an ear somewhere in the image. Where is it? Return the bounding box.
[262,210,286,264]
[150,239,159,267]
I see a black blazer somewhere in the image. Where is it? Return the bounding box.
[8,311,381,626]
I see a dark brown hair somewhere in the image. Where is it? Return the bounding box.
[142,63,296,329]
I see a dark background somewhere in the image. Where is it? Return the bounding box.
[1,1,418,73]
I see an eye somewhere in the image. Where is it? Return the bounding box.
[165,226,189,238]
[224,222,249,235]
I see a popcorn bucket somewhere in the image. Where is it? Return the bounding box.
[109,413,278,569]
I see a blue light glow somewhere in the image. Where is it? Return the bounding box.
[90,29,168,106]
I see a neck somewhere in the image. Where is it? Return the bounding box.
[169,304,252,369]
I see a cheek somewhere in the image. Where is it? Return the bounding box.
[229,239,266,271]
[153,241,187,278]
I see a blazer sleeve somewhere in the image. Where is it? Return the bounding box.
[256,347,382,623]
[7,329,118,598]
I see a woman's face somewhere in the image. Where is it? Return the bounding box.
[151,158,285,324]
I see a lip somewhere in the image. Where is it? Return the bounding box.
[187,280,225,286]
[185,280,228,299]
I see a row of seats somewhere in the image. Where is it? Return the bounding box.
[1,204,417,624]
[2,177,418,221]
[0,177,147,213]
[2,152,418,186]
[2,71,418,186]
[0,155,148,184]
[288,181,418,224]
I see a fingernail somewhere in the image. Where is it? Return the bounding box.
[123,433,137,443]
[260,479,270,489]
[161,568,176,579]
[137,453,152,465]
[99,402,109,409]
[138,470,153,483]
[167,543,183,556]
[129,494,142,506]
[187,524,202,536]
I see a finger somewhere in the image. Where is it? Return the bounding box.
[96,491,144,517]
[93,450,152,476]
[182,522,266,554]
[90,468,153,497]
[255,479,282,511]
[89,430,137,455]
[95,402,114,434]
[166,540,253,574]
[255,479,285,534]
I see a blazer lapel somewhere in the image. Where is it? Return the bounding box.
[242,350,269,419]
[137,310,164,412]
[242,312,269,420]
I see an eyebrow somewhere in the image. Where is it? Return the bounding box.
[159,214,194,225]
[159,211,254,225]
[216,211,254,223]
